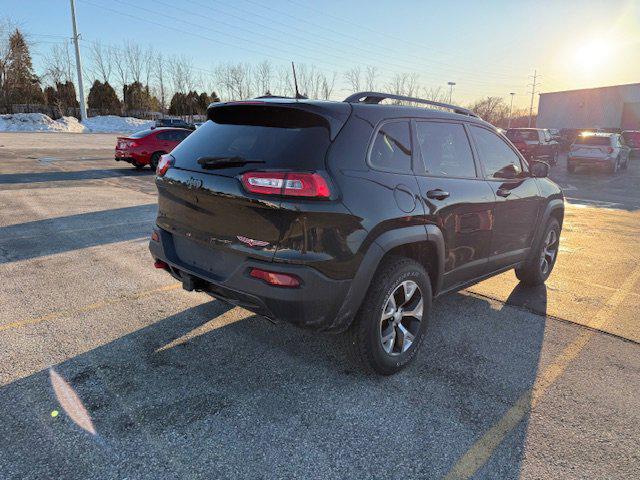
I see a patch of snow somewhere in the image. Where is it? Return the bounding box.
[0,113,154,133]
[82,115,154,133]
[0,113,86,132]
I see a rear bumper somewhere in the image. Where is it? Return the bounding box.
[568,156,613,167]
[149,227,353,332]
[115,150,147,165]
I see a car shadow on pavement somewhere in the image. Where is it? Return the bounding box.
[0,204,157,264]
[0,168,152,185]
[0,286,548,479]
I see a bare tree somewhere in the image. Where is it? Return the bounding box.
[320,71,336,100]
[343,66,361,93]
[467,96,509,125]
[364,66,377,91]
[253,60,272,96]
[143,46,154,88]
[215,62,252,100]
[169,55,194,94]
[124,40,143,84]
[43,42,74,86]
[112,45,129,95]
[274,64,292,97]
[89,41,112,84]
[154,51,167,114]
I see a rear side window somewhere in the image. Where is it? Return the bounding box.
[130,129,153,139]
[470,125,523,178]
[369,121,412,173]
[156,130,176,141]
[171,106,331,172]
[416,122,476,178]
[506,129,538,141]
[574,135,611,146]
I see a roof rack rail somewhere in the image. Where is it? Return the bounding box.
[343,91,479,118]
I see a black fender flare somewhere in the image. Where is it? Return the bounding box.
[331,225,445,332]
[528,198,564,261]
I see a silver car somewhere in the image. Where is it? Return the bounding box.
[567,133,630,173]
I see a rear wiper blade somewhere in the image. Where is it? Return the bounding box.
[197,156,265,169]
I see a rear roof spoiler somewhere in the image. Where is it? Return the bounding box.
[344,91,480,118]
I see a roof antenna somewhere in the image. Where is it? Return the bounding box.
[291,61,304,100]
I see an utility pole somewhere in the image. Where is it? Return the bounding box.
[447,81,456,104]
[69,0,87,122]
[527,70,539,128]
[508,92,515,128]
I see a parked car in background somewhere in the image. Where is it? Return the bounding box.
[622,130,640,156]
[567,132,630,173]
[149,92,564,375]
[154,118,195,130]
[505,128,559,164]
[115,127,192,170]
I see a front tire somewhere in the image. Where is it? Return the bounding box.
[515,218,560,286]
[346,257,432,375]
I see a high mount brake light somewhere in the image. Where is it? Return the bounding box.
[156,154,174,177]
[240,172,330,198]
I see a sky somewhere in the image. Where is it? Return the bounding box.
[4,0,640,109]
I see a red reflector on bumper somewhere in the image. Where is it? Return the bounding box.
[151,230,160,242]
[250,268,300,288]
[154,260,168,269]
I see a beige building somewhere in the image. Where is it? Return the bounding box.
[537,83,640,131]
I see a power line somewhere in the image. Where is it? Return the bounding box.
[239,0,528,83]
[527,70,540,127]
[281,0,527,80]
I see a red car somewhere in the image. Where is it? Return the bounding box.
[115,127,192,170]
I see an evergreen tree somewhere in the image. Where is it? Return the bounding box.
[3,29,44,107]
[123,81,153,113]
[87,80,121,115]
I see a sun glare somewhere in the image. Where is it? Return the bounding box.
[574,39,610,69]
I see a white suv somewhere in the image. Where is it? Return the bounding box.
[567,133,630,173]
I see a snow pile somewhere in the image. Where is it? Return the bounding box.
[0,113,154,133]
[0,113,86,132]
[82,115,154,133]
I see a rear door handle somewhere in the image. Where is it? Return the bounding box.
[426,189,450,200]
[496,188,511,198]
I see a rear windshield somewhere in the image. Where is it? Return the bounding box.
[130,129,153,138]
[506,129,538,141]
[574,136,611,146]
[171,106,331,172]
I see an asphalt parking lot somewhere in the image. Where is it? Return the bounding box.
[1,133,639,479]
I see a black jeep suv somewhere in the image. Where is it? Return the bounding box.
[149,92,564,375]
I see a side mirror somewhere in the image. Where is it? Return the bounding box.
[530,159,549,178]
[495,163,520,179]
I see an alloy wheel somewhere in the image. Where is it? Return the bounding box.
[379,280,423,356]
[539,229,559,276]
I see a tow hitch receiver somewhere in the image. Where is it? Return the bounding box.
[181,273,201,292]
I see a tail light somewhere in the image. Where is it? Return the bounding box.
[240,172,330,198]
[250,268,300,288]
[606,147,614,154]
[156,154,174,177]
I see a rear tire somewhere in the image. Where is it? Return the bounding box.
[346,256,432,375]
[515,218,560,286]
[150,152,163,171]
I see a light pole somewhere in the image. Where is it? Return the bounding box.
[69,0,87,122]
[508,92,515,129]
[447,81,456,104]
